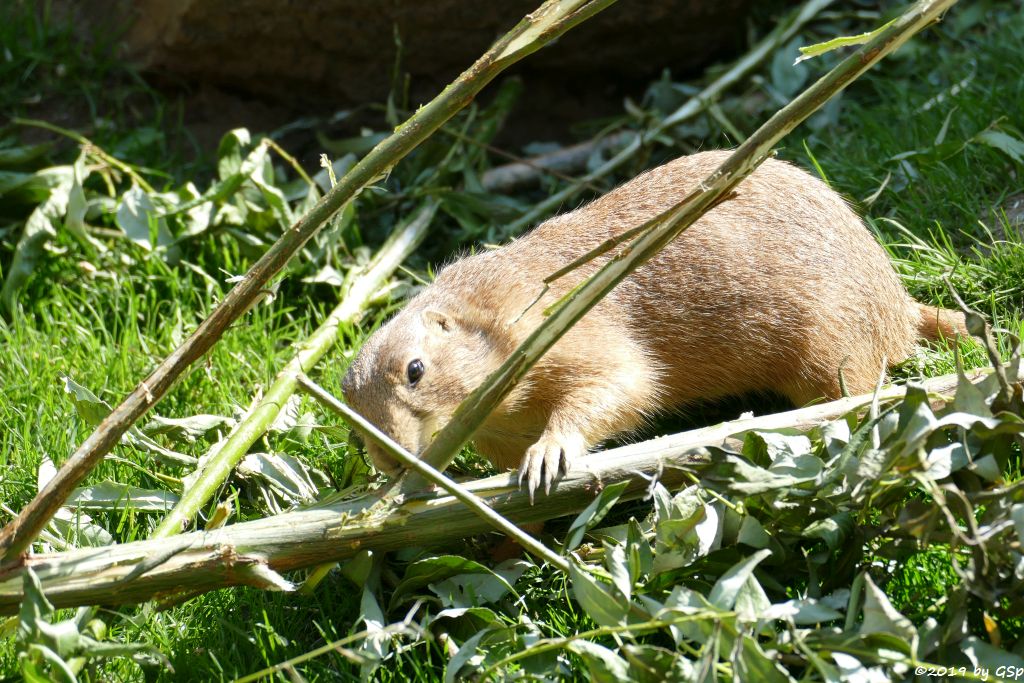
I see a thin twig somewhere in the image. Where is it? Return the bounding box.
[14,118,157,193]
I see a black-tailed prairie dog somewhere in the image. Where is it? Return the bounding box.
[342,150,965,499]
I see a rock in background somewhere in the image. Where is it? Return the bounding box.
[56,0,768,143]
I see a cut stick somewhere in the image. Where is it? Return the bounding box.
[0,369,987,614]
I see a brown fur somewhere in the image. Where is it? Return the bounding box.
[342,151,966,495]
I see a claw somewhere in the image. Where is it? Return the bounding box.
[518,432,585,504]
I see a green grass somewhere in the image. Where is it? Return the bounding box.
[2,1,1024,680]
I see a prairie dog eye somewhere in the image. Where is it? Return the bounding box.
[407,359,425,386]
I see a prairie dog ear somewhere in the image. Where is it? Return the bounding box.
[422,309,452,334]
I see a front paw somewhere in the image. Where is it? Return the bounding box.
[518,432,586,504]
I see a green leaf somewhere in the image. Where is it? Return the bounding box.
[976,129,1024,163]
[64,150,97,247]
[251,156,294,225]
[21,644,78,683]
[569,562,630,628]
[434,606,501,628]
[622,644,696,683]
[563,480,629,552]
[795,19,897,64]
[0,166,73,313]
[860,574,917,642]
[604,542,632,601]
[358,583,389,678]
[61,375,111,426]
[961,636,1024,671]
[18,567,55,645]
[625,518,653,583]
[701,450,816,495]
[738,515,771,549]
[736,635,793,683]
[429,560,525,609]
[340,550,375,589]
[894,382,938,457]
[565,639,631,682]
[708,549,772,610]
[390,555,497,609]
[762,598,843,625]
[116,185,174,251]
[0,141,52,166]
[217,128,251,180]
[734,574,772,623]
[652,487,720,574]
[444,628,493,683]
[771,37,809,98]
[803,512,854,551]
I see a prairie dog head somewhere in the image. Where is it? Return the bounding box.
[341,302,505,474]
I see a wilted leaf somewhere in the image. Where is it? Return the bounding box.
[142,413,235,443]
[237,451,330,505]
[66,481,178,512]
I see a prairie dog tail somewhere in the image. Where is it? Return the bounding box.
[915,301,969,342]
